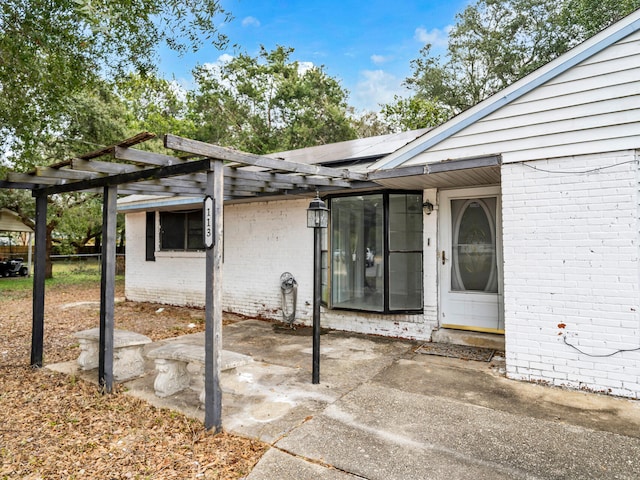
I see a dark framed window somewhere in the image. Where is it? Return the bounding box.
[325,192,423,313]
[160,210,204,251]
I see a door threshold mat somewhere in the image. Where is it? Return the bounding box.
[415,342,495,362]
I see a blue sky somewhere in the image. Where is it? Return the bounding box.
[158,0,470,112]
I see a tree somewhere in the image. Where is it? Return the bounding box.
[188,46,357,154]
[0,82,132,276]
[404,0,640,116]
[349,111,394,138]
[0,0,230,163]
[1,0,229,276]
[380,96,450,132]
[406,0,572,114]
[116,74,196,152]
[563,0,640,38]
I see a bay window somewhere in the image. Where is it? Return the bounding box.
[326,192,423,313]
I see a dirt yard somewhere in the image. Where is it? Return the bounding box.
[0,278,267,479]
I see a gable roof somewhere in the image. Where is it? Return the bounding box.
[372,8,640,170]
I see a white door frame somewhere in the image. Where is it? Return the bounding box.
[438,186,504,333]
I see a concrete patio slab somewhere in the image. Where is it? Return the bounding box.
[48,318,640,479]
[275,382,640,479]
[245,448,361,480]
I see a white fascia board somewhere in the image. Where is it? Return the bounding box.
[117,195,201,212]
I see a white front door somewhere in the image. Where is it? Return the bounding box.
[439,187,504,333]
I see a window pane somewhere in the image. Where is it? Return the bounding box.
[389,194,423,251]
[331,195,383,311]
[321,228,329,304]
[186,211,204,250]
[160,212,185,250]
[389,252,423,310]
[451,198,497,293]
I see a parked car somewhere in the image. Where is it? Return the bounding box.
[0,257,28,277]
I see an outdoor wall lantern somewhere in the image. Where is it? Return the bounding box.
[307,192,328,384]
[423,200,434,215]
[307,194,329,228]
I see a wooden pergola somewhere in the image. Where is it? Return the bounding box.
[0,132,376,431]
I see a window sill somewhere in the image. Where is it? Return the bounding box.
[155,250,206,259]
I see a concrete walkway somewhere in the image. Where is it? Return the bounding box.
[52,319,640,479]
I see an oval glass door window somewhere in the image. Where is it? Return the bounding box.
[451,198,498,292]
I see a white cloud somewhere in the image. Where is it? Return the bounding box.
[414,25,452,49]
[216,53,234,65]
[201,53,234,72]
[241,16,260,28]
[351,70,410,113]
[370,54,391,65]
[297,61,314,75]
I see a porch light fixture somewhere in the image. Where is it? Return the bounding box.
[423,200,434,215]
[307,194,329,228]
[307,193,327,385]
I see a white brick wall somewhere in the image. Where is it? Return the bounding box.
[502,150,640,398]
[125,211,207,306]
[125,197,435,341]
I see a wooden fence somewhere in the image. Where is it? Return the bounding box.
[0,246,29,258]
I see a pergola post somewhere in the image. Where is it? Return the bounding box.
[27,232,33,277]
[30,192,47,367]
[204,161,224,432]
[98,185,117,393]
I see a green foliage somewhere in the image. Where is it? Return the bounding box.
[189,46,357,154]
[406,0,573,114]
[563,0,640,37]
[0,0,229,162]
[116,74,196,152]
[380,96,451,132]
[349,111,394,138]
[13,82,133,170]
[403,0,639,115]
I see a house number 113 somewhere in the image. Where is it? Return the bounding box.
[203,196,215,249]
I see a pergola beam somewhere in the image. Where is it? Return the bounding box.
[48,132,156,168]
[36,158,214,195]
[116,145,353,189]
[165,134,368,182]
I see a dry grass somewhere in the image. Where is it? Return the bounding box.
[0,276,268,479]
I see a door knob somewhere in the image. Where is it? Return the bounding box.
[441,250,447,265]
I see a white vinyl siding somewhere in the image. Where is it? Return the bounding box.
[400,30,640,166]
